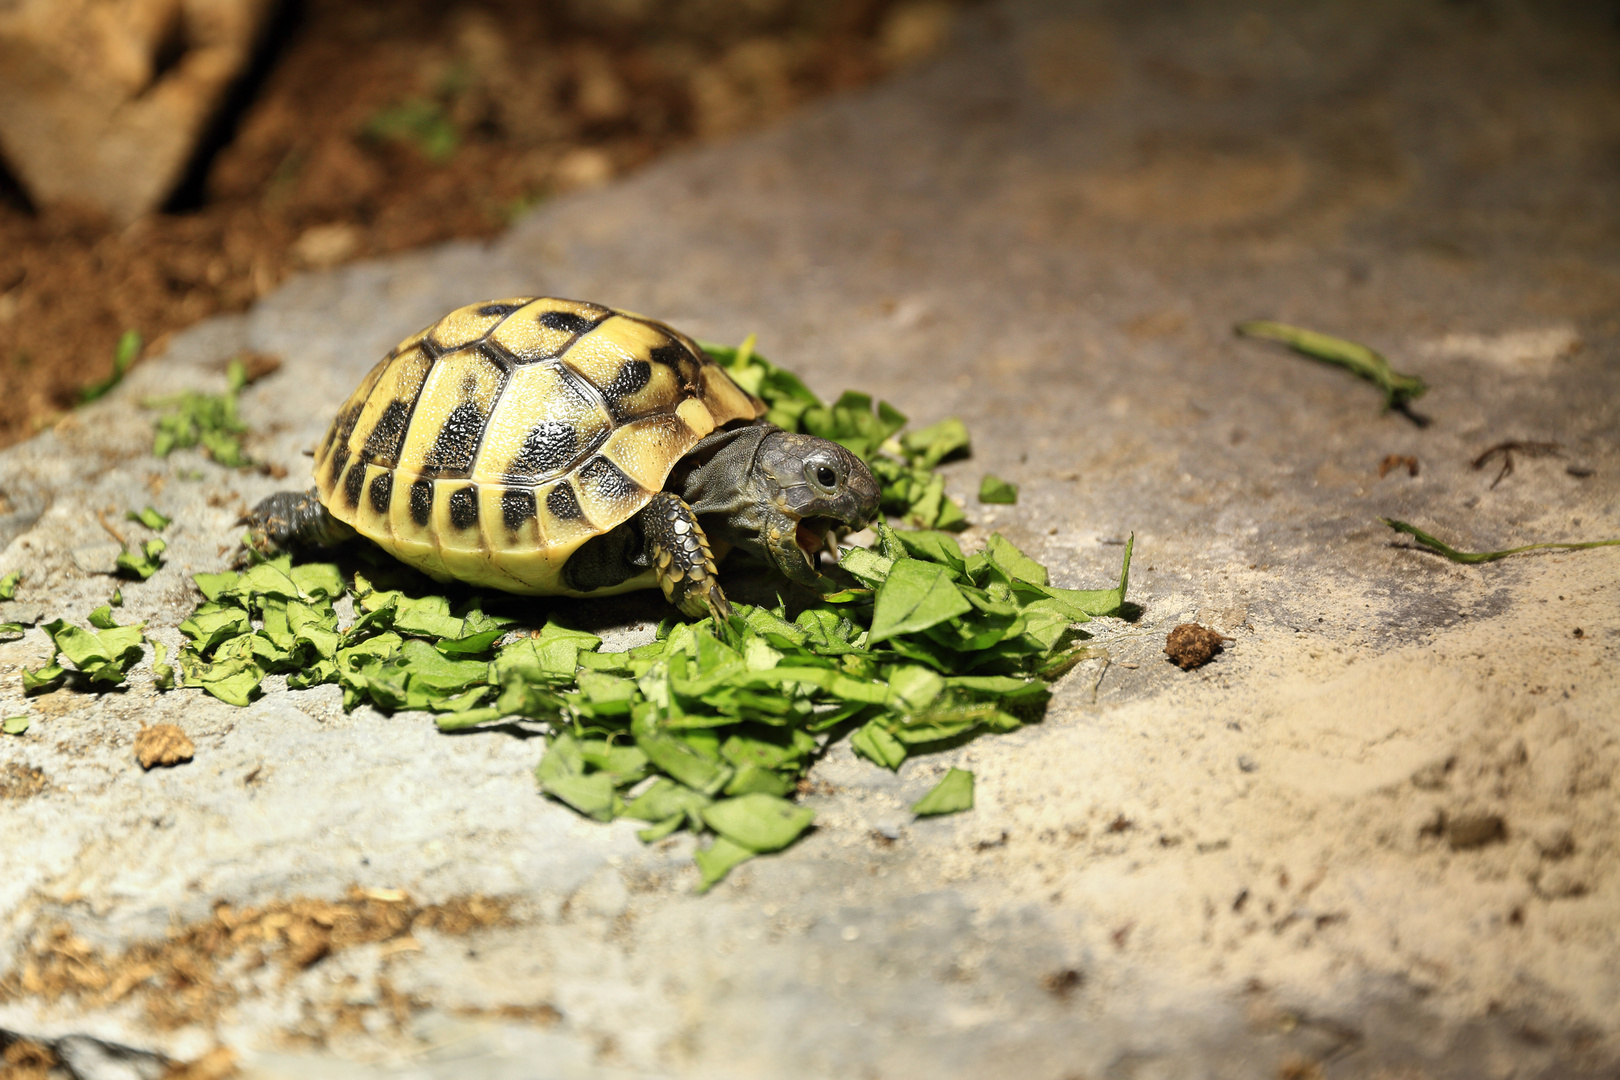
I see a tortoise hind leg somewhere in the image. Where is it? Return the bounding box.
[242,488,355,558]
[640,492,731,621]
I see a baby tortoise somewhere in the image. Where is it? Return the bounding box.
[245,297,880,619]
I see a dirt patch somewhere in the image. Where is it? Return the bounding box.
[0,0,949,448]
[0,763,45,800]
[0,1038,56,1080]
[0,889,510,1035]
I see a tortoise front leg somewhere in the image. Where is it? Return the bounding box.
[241,488,355,558]
[638,491,731,621]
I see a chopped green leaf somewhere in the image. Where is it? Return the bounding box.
[701,793,816,853]
[125,506,172,531]
[115,538,167,580]
[22,663,65,695]
[3,715,28,735]
[1382,518,1620,564]
[193,571,240,602]
[852,719,907,770]
[911,767,974,816]
[151,641,175,691]
[978,474,1019,504]
[146,376,252,467]
[868,560,973,645]
[36,615,147,688]
[694,836,757,891]
[0,571,19,600]
[1236,320,1427,410]
[79,330,141,404]
[0,622,25,641]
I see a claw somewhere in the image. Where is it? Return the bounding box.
[706,584,734,624]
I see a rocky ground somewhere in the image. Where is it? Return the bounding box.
[2,1,1618,1077]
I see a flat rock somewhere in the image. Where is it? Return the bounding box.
[1,1,1618,1077]
[0,0,276,223]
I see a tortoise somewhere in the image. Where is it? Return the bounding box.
[244,296,881,619]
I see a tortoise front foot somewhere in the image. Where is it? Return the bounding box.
[641,492,732,622]
[239,488,354,564]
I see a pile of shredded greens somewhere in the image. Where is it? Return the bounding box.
[22,341,1132,888]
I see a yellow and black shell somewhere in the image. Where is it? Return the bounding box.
[311,297,765,595]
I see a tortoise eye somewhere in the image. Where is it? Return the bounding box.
[815,465,837,488]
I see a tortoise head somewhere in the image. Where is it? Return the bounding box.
[677,426,881,586]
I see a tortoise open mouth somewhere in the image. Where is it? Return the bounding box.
[794,515,846,569]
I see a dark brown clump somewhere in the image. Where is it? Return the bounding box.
[1164,623,1231,670]
[1378,454,1419,478]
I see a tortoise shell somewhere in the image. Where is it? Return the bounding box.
[312,297,765,595]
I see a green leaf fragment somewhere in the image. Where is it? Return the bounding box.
[147,381,251,466]
[0,622,25,641]
[694,836,757,891]
[179,651,264,707]
[623,777,713,825]
[900,417,971,469]
[179,604,253,653]
[79,330,141,404]
[22,663,65,695]
[978,474,1019,504]
[701,792,815,853]
[637,815,686,843]
[851,720,907,770]
[911,767,974,816]
[126,506,171,531]
[1382,518,1620,564]
[1236,320,1428,409]
[0,571,18,600]
[193,571,240,601]
[536,734,622,822]
[151,641,175,690]
[115,538,167,580]
[868,559,973,645]
[40,616,147,687]
[2,715,28,735]
[288,562,346,600]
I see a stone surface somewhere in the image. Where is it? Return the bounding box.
[0,0,276,223]
[2,1,1618,1077]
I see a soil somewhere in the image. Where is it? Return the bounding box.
[0,888,510,1037]
[0,0,948,449]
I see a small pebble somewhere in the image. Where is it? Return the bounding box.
[1237,755,1257,773]
[1447,811,1504,850]
[136,724,194,770]
[1164,623,1230,670]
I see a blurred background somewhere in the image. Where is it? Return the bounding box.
[0,0,955,449]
